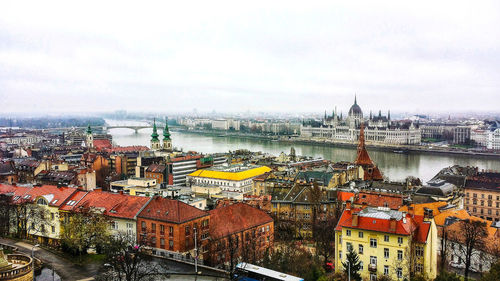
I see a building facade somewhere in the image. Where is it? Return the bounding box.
[301,97,421,145]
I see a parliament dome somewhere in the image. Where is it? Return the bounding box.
[348,96,363,117]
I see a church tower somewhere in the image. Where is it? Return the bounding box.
[86,124,94,148]
[150,118,161,150]
[162,118,173,152]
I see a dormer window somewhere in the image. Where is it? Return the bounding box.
[37,198,48,205]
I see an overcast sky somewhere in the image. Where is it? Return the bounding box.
[1,1,499,115]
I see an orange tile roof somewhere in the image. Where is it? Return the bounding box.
[93,139,112,151]
[433,209,470,226]
[0,184,32,203]
[399,202,449,217]
[138,196,208,224]
[337,191,355,202]
[75,191,151,220]
[209,202,273,239]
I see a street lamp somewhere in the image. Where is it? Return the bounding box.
[193,227,198,274]
[31,244,39,281]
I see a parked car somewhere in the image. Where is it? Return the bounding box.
[449,261,465,269]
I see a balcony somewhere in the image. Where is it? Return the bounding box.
[368,264,377,272]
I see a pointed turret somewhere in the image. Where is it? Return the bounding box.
[355,123,383,181]
[86,124,93,149]
[150,118,161,150]
[162,118,173,152]
[388,110,391,120]
[369,110,372,120]
[378,110,382,117]
[151,118,159,141]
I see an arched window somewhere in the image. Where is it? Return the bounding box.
[37,198,48,205]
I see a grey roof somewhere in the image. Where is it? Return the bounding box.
[359,207,404,221]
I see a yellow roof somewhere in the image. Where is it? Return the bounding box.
[188,166,272,181]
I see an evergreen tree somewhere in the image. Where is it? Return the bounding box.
[342,249,362,281]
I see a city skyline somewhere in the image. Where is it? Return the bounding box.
[1,1,500,114]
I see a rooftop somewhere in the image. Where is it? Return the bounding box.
[188,165,271,181]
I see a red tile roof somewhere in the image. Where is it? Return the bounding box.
[354,192,404,210]
[110,146,149,153]
[59,190,89,211]
[209,202,273,239]
[23,185,78,207]
[74,191,151,219]
[93,139,112,151]
[0,184,32,202]
[335,208,431,243]
[138,196,208,223]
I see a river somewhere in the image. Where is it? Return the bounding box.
[105,120,500,182]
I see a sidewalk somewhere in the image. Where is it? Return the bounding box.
[0,237,98,281]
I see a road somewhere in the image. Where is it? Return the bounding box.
[0,238,97,280]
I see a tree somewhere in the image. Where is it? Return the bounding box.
[60,206,111,256]
[97,233,168,281]
[342,249,362,281]
[449,219,488,280]
[0,194,13,236]
[439,225,450,271]
[314,215,338,264]
[480,261,500,281]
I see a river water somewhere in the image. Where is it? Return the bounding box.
[105,120,500,182]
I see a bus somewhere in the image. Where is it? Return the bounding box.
[233,263,304,281]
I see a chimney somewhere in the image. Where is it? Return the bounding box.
[389,218,396,232]
[352,213,359,227]
[345,201,351,211]
[119,190,123,195]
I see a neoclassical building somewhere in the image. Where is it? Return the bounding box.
[301,97,421,145]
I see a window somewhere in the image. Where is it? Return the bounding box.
[384,265,389,275]
[185,226,190,235]
[398,237,403,244]
[141,221,146,230]
[169,240,174,249]
[370,256,377,265]
[51,226,55,233]
[370,273,377,281]
[346,242,353,252]
[416,263,423,273]
[358,244,364,254]
[160,238,165,247]
[360,261,363,270]
[160,225,165,234]
[358,231,364,238]
[416,246,424,257]
[398,250,403,260]
[384,235,389,242]
[473,193,477,198]
[397,268,403,278]
[346,229,351,236]
[51,213,55,220]
[384,248,389,259]
[339,251,342,260]
[151,223,156,232]
[370,238,377,248]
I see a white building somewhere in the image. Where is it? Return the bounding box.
[301,97,421,145]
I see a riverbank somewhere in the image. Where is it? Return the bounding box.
[174,128,500,159]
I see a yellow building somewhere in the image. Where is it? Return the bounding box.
[187,164,271,195]
[335,206,438,280]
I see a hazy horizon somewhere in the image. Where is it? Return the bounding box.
[1,1,500,114]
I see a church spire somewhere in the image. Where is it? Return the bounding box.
[163,118,171,140]
[151,118,159,141]
[86,124,92,134]
[388,110,391,120]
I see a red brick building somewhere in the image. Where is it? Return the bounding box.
[137,196,210,257]
[205,202,274,270]
[145,164,166,183]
